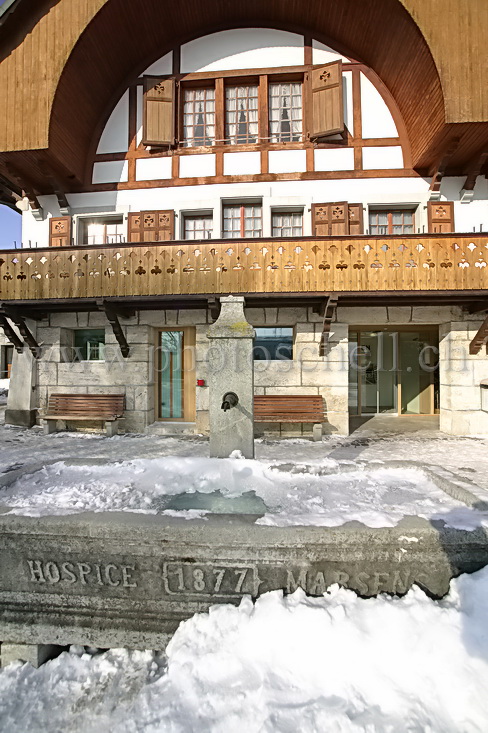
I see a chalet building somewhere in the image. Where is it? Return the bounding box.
[0,1,487,436]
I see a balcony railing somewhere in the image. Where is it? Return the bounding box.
[0,234,487,302]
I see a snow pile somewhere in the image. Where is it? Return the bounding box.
[1,455,484,528]
[1,567,488,732]
[0,378,8,399]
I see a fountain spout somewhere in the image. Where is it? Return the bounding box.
[221,392,239,412]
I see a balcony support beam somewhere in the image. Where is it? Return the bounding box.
[208,297,221,322]
[1,305,40,357]
[460,151,488,203]
[469,315,488,356]
[319,295,338,356]
[98,300,130,358]
[428,139,459,201]
[0,315,24,353]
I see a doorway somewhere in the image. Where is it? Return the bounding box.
[156,328,195,421]
[348,327,439,416]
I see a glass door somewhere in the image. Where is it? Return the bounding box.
[158,328,195,421]
[349,328,438,416]
[399,330,438,415]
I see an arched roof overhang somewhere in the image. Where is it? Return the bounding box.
[0,0,487,192]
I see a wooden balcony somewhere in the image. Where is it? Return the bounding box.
[0,234,487,303]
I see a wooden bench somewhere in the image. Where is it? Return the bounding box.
[254,395,325,441]
[42,394,125,436]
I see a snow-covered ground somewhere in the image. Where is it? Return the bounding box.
[0,566,487,733]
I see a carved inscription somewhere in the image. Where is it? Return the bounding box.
[163,562,261,597]
[26,559,138,588]
[286,568,416,596]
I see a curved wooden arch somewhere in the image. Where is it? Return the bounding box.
[1,0,487,190]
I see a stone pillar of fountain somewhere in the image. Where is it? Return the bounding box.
[207,295,255,459]
[5,345,37,427]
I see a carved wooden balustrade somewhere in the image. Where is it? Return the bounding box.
[0,234,487,301]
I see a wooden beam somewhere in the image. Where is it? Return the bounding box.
[319,295,338,356]
[469,315,488,355]
[4,163,43,220]
[207,297,220,322]
[98,300,130,357]
[428,139,460,200]
[460,151,488,203]
[1,305,40,356]
[0,315,24,353]
[37,157,70,215]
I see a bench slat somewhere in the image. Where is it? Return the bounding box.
[254,395,325,423]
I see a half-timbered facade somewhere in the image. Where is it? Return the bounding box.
[0,1,487,436]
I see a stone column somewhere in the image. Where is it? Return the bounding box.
[207,296,255,458]
[5,346,38,427]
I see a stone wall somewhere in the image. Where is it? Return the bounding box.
[11,302,488,437]
[440,320,488,435]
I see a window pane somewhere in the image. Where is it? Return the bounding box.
[225,85,259,144]
[73,329,105,361]
[184,216,213,240]
[269,83,302,143]
[369,209,415,235]
[222,204,262,238]
[272,211,303,237]
[253,327,293,360]
[183,87,215,147]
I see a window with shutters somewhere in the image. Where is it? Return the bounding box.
[272,210,303,237]
[78,216,124,246]
[368,209,415,235]
[222,204,262,238]
[269,82,303,143]
[183,214,213,240]
[183,88,216,147]
[143,61,344,150]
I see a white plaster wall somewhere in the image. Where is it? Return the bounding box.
[223,152,261,176]
[136,86,143,146]
[441,177,488,233]
[312,40,349,65]
[179,154,216,178]
[181,29,304,72]
[25,178,443,247]
[96,92,129,154]
[343,71,354,136]
[268,150,307,174]
[142,51,172,76]
[362,146,404,170]
[360,73,398,139]
[136,158,172,181]
[314,148,355,172]
[92,161,129,184]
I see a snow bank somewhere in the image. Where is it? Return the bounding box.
[1,566,488,732]
[2,455,484,528]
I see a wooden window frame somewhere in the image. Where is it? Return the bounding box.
[182,213,214,240]
[271,209,304,238]
[177,68,308,151]
[78,216,125,246]
[368,208,415,236]
[222,203,262,238]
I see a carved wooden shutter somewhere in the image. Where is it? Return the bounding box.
[128,211,174,242]
[143,77,175,147]
[347,204,364,235]
[312,202,350,235]
[309,61,344,140]
[311,204,330,236]
[428,201,455,233]
[49,216,71,247]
